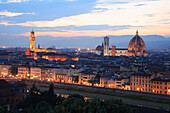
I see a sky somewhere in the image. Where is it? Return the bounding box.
[0,0,170,48]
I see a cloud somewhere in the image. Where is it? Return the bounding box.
[4,0,168,28]
[64,0,76,1]
[134,4,145,6]
[0,0,170,36]
[34,25,139,31]
[144,14,155,17]
[0,0,29,3]
[0,10,35,17]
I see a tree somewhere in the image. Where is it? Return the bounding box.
[68,94,84,101]
[30,84,39,95]
[0,106,8,113]
[35,101,51,113]
[49,83,54,96]
[88,80,99,86]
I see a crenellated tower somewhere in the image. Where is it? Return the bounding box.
[30,30,35,49]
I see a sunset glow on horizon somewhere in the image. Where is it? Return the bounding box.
[0,0,170,48]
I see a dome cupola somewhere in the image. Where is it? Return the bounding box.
[128,30,147,56]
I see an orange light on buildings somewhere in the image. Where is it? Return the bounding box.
[137,88,140,91]
[2,46,6,48]
[71,65,75,68]
[78,48,81,51]
[153,90,155,92]
[168,89,170,93]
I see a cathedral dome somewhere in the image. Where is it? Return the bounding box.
[128,30,147,56]
[128,30,145,50]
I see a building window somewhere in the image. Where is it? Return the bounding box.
[6,98,9,102]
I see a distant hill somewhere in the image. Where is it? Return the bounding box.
[40,35,170,49]
[0,35,170,49]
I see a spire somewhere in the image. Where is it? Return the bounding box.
[38,44,40,49]
[136,30,138,35]
[31,28,34,33]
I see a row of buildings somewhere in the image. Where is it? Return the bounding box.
[0,63,170,95]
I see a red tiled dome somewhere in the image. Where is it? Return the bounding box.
[128,30,147,56]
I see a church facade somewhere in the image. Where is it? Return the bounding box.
[100,30,148,57]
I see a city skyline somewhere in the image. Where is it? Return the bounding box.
[0,0,170,48]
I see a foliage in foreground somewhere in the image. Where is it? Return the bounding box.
[0,84,135,113]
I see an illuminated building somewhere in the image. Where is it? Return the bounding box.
[130,73,155,92]
[41,68,54,81]
[100,77,108,87]
[41,53,79,61]
[101,42,104,56]
[30,30,35,49]
[0,64,11,75]
[100,37,128,56]
[18,66,30,78]
[151,77,170,95]
[30,67,44,80]
[25,30,57,56]
[25,30,78,61]
[79,70,96,85]
[128,30,148,57]
[104,36,109,56]
[53,68,70,83]
[112,47,128,56]
[99,30,148,57]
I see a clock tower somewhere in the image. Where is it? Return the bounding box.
[30,30,35,49]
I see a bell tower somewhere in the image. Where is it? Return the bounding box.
[30,30,35,49]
